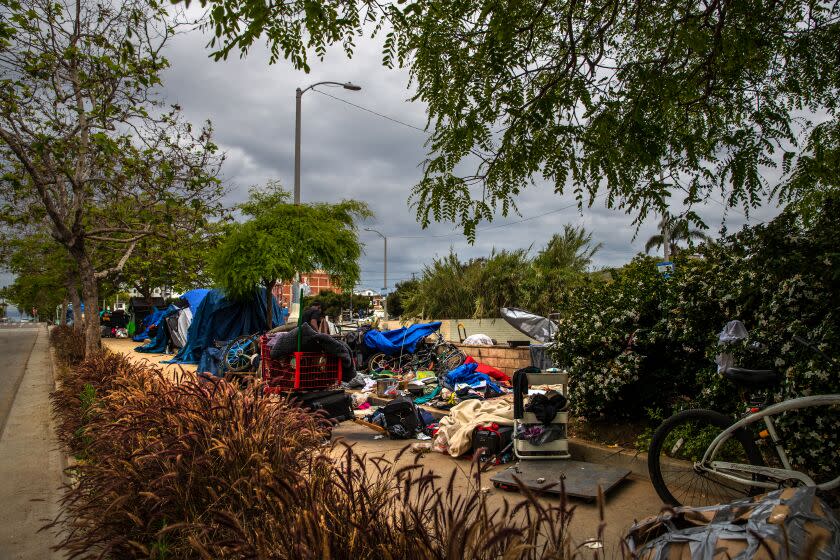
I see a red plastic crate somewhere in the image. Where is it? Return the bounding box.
[260,336,342,393]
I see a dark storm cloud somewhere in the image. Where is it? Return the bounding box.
[159,19,785,293]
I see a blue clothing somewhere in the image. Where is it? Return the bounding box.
[132,308,166,342]
[445,362,502,394]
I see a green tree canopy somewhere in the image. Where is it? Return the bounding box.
[0,0,224,355]
[523,226,602,316]
[0,233,74,321]
[400,228,599,319]
[644,214,710,260]
[210,184,371,328]
[182,0,839,237]
[115,214,225,303]
[301,290,372,322]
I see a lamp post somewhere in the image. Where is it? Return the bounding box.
[294,81,361,204]
[291,80,362,310]
[364,228,388,321]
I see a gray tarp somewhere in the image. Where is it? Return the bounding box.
[500,307,558,343]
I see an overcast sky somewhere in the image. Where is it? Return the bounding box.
[157,16,783,293]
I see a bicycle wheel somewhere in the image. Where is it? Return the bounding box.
[648,409,765,508]
[436,345,466,374]
[223,335,259,373]
[367,353,392,373]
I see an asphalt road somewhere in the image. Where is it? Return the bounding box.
[0,326,39,439]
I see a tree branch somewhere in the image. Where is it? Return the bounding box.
[94,237,139,279]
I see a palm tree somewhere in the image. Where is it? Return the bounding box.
[645,214,709,260]
[533,225,603,273]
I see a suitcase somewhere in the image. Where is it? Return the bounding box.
[472,425,513,458]
[290,389,354,423]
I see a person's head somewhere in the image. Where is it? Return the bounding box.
[310,301,322,310]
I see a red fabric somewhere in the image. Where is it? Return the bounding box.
[464,355,511,383]
[476,422,500,434]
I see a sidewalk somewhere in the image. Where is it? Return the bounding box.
[0,328,66,559]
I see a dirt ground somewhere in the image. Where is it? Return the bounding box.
[102,338,667,554]
[332,421,663,555]
[102,338,197,381]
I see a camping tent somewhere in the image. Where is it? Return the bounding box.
[165,287,282,369]
[128,296,166,324]
[134,289,211,353]
[135,304,181,353]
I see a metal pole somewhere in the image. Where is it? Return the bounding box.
[294,87,302,205]
[291,81,359,311]
[383,235,388,320]
[292,88,303,308]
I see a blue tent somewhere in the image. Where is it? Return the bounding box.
[363,321,442,355]
[165,287,282,366]
[135,305,180,353]
[132,308,166,342]
[180,289,210,313]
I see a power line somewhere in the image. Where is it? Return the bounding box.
[312,88,428,134]
[387,195,603,240]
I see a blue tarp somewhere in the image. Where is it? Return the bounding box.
[165,288,282,366]
[363,321,442,355]
[132,308,165,342]
[444,361,502,394]
[180,289,210,313]
[135,305,180,353]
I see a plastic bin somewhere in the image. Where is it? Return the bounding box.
[260,336,342,393]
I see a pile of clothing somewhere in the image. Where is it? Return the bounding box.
[421,359,512,410]
[267,323,356,381]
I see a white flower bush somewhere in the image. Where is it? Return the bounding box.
[549,194,840,476]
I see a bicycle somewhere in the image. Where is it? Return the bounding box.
[647,335,840,508]
[220,333,261,374]
[367,332,465,375]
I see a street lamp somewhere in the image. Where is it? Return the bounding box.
[364,227,388,321]
[294,81,362,205]
[291,80,362,310]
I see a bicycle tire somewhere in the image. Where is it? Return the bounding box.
[648,409,765,508]
[223,335,259,373]
[367,352,392,373]
[436,345,466,374]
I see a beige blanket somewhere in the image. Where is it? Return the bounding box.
[436,399,514,457]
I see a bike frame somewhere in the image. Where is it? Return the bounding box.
[699,394,840,490]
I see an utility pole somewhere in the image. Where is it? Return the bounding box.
[659,169,671,261]
[365,228,388,320]
[291,80,361,314]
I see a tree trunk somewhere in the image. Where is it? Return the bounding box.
[59,298,68,326]
[265,280,275,330]
[68,274,83,332]
[70,244,102,358]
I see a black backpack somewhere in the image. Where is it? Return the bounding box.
[382,397,421,439]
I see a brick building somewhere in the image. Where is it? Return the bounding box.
[271,271,342,306]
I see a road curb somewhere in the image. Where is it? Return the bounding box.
[366,394,650,479]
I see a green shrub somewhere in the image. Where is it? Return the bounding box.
[549,194,840,476]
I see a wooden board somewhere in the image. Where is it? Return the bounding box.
[490,460,631,501]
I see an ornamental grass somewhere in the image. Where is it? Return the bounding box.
[50,354,590,559]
